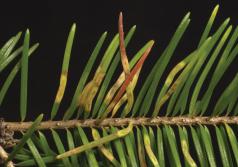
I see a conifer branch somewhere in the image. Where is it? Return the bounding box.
[2,116,238,132]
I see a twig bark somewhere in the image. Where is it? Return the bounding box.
[2,116,238,131]
[0,145,15,167]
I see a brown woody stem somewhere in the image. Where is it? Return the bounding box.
[2,116,238,131]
